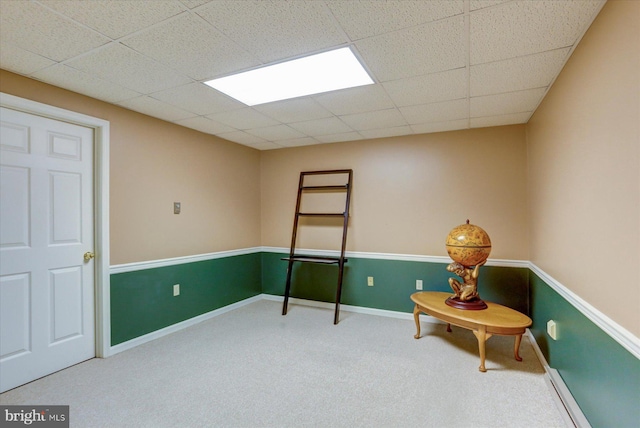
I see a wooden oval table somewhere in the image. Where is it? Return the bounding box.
[411,291,532,372]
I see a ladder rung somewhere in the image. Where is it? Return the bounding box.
[282,255,347,264]
[283,169,353,324]
[301,169,352,176]
[298,212,345,217]
[301,185,348,191]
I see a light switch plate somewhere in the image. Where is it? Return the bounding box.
[174,202,181,214]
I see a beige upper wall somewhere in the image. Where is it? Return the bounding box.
[527,0,639,336]
[1,68,529,265]
[261,126,529,261]
[0,70,262,265]
[3,1,635,337]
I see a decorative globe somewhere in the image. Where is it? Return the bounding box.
[445,221,491,267]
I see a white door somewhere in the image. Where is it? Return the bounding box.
[0,107,95,392]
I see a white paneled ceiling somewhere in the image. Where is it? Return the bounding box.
[0,0,605,150]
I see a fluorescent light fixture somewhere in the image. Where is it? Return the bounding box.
[204,47,373,106]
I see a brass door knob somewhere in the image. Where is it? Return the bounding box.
[84,251,95,261]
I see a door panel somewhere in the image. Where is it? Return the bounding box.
[0,273,31,359]
[0,107,95,392]
[50,171,82,244]
[0,166,30,248]
[50,266,83,343]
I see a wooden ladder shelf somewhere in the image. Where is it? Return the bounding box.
[281,169,353,324]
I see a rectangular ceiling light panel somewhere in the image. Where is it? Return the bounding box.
[204,47,374,106]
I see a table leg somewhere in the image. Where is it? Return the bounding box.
[413,304,421,339]
[446,323,452,333]
[473,325,492,372]
[514,334,523,361]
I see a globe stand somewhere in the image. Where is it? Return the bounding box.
[445,296,488,310]
[445,220,492,312]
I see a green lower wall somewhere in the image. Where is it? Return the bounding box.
[109,250,639,427]
[261,251,529,314]
[111,251,529,344]
[110,253,262,345]
[529,272,640,428]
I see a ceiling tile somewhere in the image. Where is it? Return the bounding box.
[245,125,305,141]
[217,130,269,146]
[246,141,282,150]
[316,132,363,144]
[32,64,141,103]
[277,137,322,148]
[383,68,467,107]
[66,44,191,93]
[254,98,333,123]
[207,108,279,129]
[469,1,510,11]
[411,119,469,134]
[122,13,259,81]
[340,108,407,131]
[117,96,196,122]
[43,0,186,39]
[1,0,605,149]
[180,0,213,9]
[0,1,109,62]
[470,88,546,117]
[359,126,413,140]
[174,116,237,135]
[470,0,604,64]
[195,0,347,63]
[313,84,395,116]
[327,0,463,40]
[0,43,56,75]
[288,117,353,136]
[400,99,469,125]
[152,83,245,116]
[470,112,531,128]
[356,16,466,81]
[471,48,571,97]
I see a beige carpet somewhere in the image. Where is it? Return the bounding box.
[0,299,566,427]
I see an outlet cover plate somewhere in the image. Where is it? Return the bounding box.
[547,320,557,340]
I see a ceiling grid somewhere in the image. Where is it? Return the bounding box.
[464,0,472,130]
[0,0,606,150]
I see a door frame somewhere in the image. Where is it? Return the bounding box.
[1,92,111,358]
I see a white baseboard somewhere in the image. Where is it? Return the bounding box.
[261,293,445,324]
[107,291,588,428]
[110,248,639,360]
[109,293,444,356]
[526,330,591,428]
[108,294,263,356]
[104,249,633,428]
[270,294,590,428]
